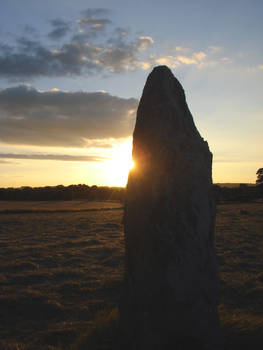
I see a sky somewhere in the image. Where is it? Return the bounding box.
[0,0,262,187]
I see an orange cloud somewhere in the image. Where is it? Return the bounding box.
[155,56,179,68]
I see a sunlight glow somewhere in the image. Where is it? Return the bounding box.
[103,138,134,186]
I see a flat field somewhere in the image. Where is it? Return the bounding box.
[0,200,122,213]
[0,201,262,349]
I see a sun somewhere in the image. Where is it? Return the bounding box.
[130,160,135,170]
[104,139,134,186]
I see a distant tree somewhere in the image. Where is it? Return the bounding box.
[0,184,126,201]
[256,168,263,184]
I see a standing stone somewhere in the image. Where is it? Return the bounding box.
[120,66,222,349]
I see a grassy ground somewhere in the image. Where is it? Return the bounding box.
[0,202,124,349]
[0,201,262,349]
[216,202,263,349]
[0,200,122,213]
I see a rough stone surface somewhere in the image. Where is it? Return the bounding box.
[120,66,222,349]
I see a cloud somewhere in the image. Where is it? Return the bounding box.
[214,156,262,163]
[80,8,111,18]
[0,8,154,80]
[78,16,111,30]
[175,46,189,52]
[73,9,112,42]
[140,61,152,70]
[208,46,222,54]
[177,51,206,65]
[0,153,106,162]
[0,159,16,164]
[136,36,154,49]
[176,56,197,65]
[151,50,207,69]
[193,51,206,61]
[97,37,154,72]
[221,57,232,63]
[155,56,179,69]
[48,19,72,40]
[0,85,138,147]
[23,25,39,38]
[83,139,114,148]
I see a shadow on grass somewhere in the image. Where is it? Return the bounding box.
[70,307,263,350]
[69,308,119,350]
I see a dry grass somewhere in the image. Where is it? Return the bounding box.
[0,201,263,349]
[0,200,122,213]
[0,204,124,349]
[216,202,263,349]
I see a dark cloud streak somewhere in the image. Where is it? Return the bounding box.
[48,19,72,40]
[0,153,106,162]
[81,8,111,17]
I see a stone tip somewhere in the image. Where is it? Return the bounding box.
[152,65,172,72]
[149,65,174,79]
[142,65,185,102]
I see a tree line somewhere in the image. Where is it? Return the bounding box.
[0,183,262,202]
[0,184,125,202]
[213,169,263,202]
[213,183,263,203]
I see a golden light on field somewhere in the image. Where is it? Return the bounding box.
[103,138,134,186]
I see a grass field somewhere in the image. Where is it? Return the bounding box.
[0,200,123,213]
[0,201,262,349]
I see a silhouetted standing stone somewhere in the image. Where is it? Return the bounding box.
[120,66,222,349]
